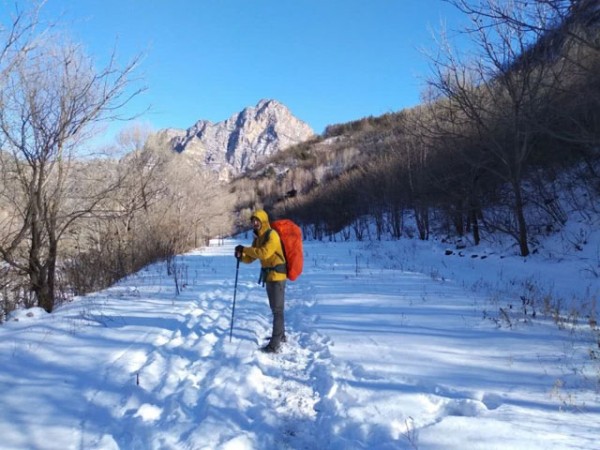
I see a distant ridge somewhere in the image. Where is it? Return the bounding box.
[151,99,314,180]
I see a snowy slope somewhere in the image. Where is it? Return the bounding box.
[0,231,598,449]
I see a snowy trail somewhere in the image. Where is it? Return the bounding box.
[76,244,334,450]
[0,238,599,449]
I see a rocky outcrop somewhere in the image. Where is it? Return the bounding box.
[152,99,314,180]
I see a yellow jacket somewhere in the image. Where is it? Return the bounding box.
[240,209,287,282]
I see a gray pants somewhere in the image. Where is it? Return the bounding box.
[266,280,286,348]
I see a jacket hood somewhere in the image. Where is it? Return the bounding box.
[251,209,270,234]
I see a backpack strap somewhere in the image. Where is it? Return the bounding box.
[257,229,286,285]
[265,229,286,264]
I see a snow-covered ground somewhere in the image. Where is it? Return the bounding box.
[0,221,599,449]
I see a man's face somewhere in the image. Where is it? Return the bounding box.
[252,217,261,231]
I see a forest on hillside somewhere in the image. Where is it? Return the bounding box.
[1,0,599,321]
[236,0,600,258]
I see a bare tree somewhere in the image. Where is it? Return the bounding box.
[445,0,600,54]
[425,0,585,255]
[0,21,143,312]
[0,1,42,81]
[76,125,238,285]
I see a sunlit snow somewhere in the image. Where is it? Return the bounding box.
[1,220,599,449]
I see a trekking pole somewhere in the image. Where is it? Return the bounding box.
[229,257,241,342]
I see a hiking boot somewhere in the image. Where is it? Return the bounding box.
[260,344,279,354]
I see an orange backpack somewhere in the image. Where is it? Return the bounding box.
[270,219,303,281]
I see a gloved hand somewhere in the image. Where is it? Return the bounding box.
[234,245,244,259]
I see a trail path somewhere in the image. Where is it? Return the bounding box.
[0,238,598,449]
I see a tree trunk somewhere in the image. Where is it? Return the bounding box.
[390,204,403,239]
[414,205,429,240]
[513,181,530,256]
[29,237,54,313]
[470,207,481,245]
[454,201,465,236]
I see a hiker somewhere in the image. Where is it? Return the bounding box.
[235,209,287,353]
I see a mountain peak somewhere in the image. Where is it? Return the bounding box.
[256,98,278,109]
[161,99,314,180]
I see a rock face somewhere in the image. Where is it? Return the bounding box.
[153,99,314,180]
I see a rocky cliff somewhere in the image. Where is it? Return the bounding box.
[151,99,314,180]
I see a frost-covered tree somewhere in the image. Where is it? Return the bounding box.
[0,4,143,312]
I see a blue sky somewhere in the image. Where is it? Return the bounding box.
[33,0,466,140]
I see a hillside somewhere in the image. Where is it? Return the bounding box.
[230,2,600,262]
[148,99,315,181]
